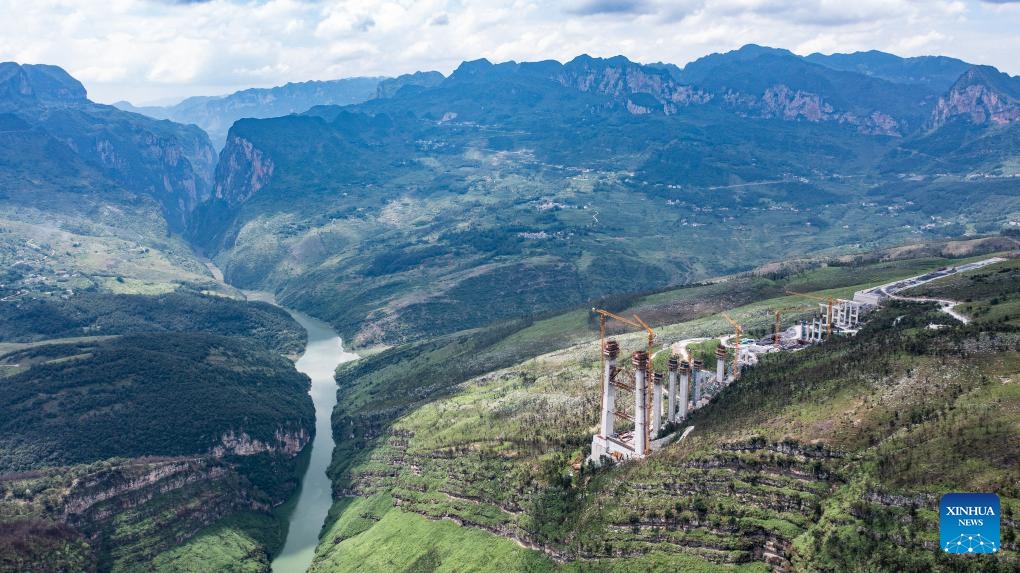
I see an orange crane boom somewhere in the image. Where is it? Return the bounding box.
[631,313,656,351]
[722,312,742,379]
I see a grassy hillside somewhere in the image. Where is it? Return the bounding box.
[902,258,1020,327]
[313,251,1019,572]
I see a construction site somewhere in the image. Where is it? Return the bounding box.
[586,258,1012,465]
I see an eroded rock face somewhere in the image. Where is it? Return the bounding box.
[761,85,833,121]
[63,459,224,518]
[213,135,276,207]
[736,84,903,135]
[0,62,217,231]
[931,66,1020,128]
[933,83,1020,127]
[553,56,712,115]
[211,427,310,458]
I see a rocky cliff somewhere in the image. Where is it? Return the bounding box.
[451,50,916,133]
[931,65,1020,128]
[0,61,217,231]
[553,54,712,114]
[1,423,311,572]
[213,134,276,208]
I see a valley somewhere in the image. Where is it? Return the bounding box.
[271,308,358,573]
[1,41,1019,572]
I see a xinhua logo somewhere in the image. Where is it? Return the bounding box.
[940,493,1000,554]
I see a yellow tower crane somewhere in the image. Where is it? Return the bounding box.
[592,308,657,455]
[722,312,742,379]
[785,290,835,340]
[592,308,655,352]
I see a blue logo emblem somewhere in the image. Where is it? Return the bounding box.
[940,493,1000,554]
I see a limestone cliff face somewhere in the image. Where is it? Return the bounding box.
[212,427,310,457]
[554,55,711,115]
[83,126,217,228]
[752,84,902,135]
[40,426,308,567]
[0,62,217,231]
[214,135,276,207]
[55,458,268,566]
[545,55,904,133]
[931,66,1020,127]
[63,459,229,519]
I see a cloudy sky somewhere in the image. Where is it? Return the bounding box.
[2,0,1019,105]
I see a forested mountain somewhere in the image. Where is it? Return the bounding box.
[192,46,1020,346]
[2,45,1019,572]
[0,63,316,572]
[804,50,972,90]
[313,251,1020,572]
[1,62,216,230]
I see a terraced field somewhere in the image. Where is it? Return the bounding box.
[313,250,1020,571]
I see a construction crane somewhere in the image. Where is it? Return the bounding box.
[785,290,835,340]
[592,308,656,456]
[631,314,656,355]
[722,312,742,379]
[592,308,655,351]
[774,311,781,350]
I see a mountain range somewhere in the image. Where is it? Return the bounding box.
[185,46,1020,345]
[113,72,444,148]
[1,44,1019,572]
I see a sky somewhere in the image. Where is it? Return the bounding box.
[1,0,1019,105]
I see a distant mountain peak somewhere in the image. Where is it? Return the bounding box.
[804,50,972,91]
[931,65,1020,128]
[0,62,88,106]
[731,44,796,58]
[450,58,498,78]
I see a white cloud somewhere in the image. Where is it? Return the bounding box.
[0,0,1017,104]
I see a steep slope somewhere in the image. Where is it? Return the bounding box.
[115,76,384,148]
[680,45,934,135]
[0,64,227,301]
[0,332,313,572]
[881,66,1020,177]
[0,333,311,473]
[0,64,322,572]
[931,65,1020,128]
[193,50,1020,347]
[312,253,1020,572]
[0,62,216,231]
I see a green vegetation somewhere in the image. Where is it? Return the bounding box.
[316,252,1020,571]
[312,495,555,573]
[0,333,311,472]
[0,289,305,354]
[194,51,1020,349]
[0,330,314,572]
[145,512,284,573]
[903,258,1020,327]
[0,519,95,573]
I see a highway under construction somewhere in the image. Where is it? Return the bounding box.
[586,257,1003,465]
